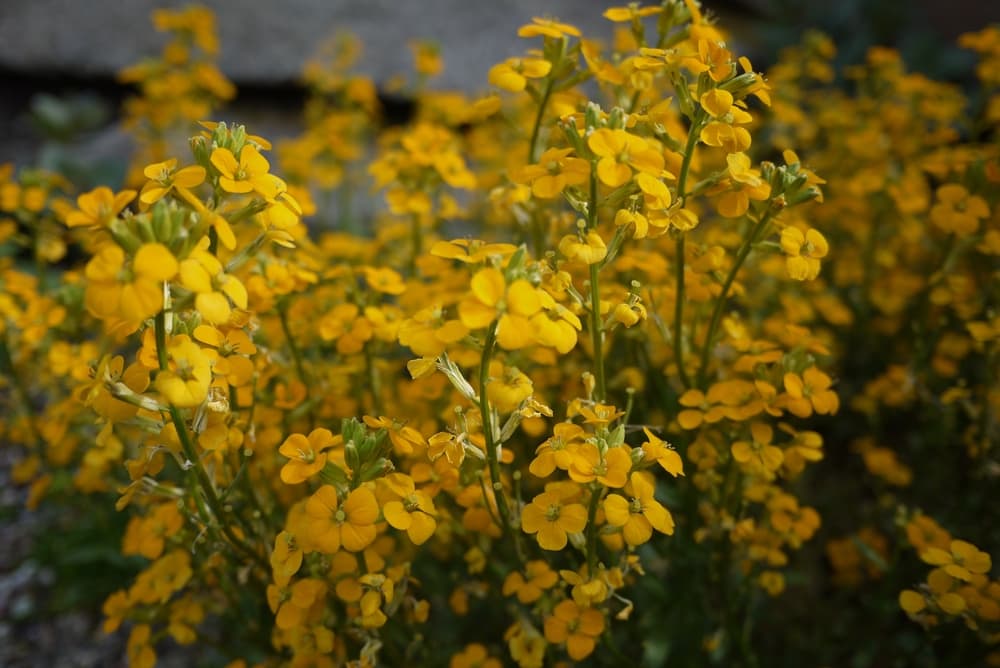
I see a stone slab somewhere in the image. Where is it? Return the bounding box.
[0,0,617,91]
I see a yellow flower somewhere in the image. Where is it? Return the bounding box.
[700,89,734,117]
[930,183,989,235]
[399,305,470,357]
[587,128,664,187]
[267,578,326,630]
[682,39,735,82]
[65,186,136,228]
[270,531,303,587]
[731,422,783,474]
[604,472,674,546]
[530,423,585,478]
[450,644,502,668]
[603,6,661,22]
[558,231,607,265]
[458,267,542,350]
[127,625,156,668]
[502,560,559,604]
[487,362,534,413]
[84,243,178,324]
[521,490,587,550]
[362,266,407,295]
[716,152,769,217]
[510,147,590,199]
[543,599,604,661]
[210,144,283,198]
[179,244,248,325]
[278,428,338,485]
[781,226,829,281]
[640,427,684,477]
[304,485,379,553]
[783,367,839,417]
[569,443,632,488]
[139,158,206,205]
[899,589,927,615]
[381,475,437,545]
[905,514,951,554]
[921,540,992,582]
[155,335,212,407]
[488,57,552,92]
[517,17,581,39]
[192,324,256,386]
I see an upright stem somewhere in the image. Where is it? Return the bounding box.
[479,320,524,563]
[155,311,269,572]
[364,343,383,416]
[672,115,702,389]
[696,210,776,389]
[586,167,607,403]
[278,301,314,429]
[589,263,606,403]
[673,235,691,388]
[278,302,307,384]
[528,78,556,164]
[585,485,602,576]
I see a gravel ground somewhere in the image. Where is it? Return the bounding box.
[0,448,130,668]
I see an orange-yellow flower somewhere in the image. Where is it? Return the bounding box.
[304,485,379,553]
[640,427,684,477]
[568,443,632,488]
[382,475,437,545]
[603,472,674,546]
[521,491,587,550]
[587,128,664,187]
[154,335,212,407]
[210,144,283,198]
[543,599,604,661]
[65,186,136,228]
[517,17,581,39]
[459,267,542,350]
[530,423,585,478]
[781,226,829,281]
[502,560,559,604]
[510,147,589,198]
[731,422,783,474]
[139,158,206,205]
[278,428,338,485]
[488,57,551,92]
[84,243,178,324]
[783,367,839,417]
[921,540,992,582]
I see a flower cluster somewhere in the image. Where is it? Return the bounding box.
[1,3,997,667]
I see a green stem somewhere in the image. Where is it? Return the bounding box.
[278,302,307,384]
[364,343,383,416]
[673,235,691,388]
[696,209,776,389]
[672,116,703,389]
[154,312,269,573]
[479,320,524,564]
[589,263,607,403]
[587,167,607,402]
[585,485,602,576]
[528,78,556,163]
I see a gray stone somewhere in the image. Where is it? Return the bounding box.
[0,0,615,91]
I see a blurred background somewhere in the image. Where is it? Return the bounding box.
[1,0,998,173]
